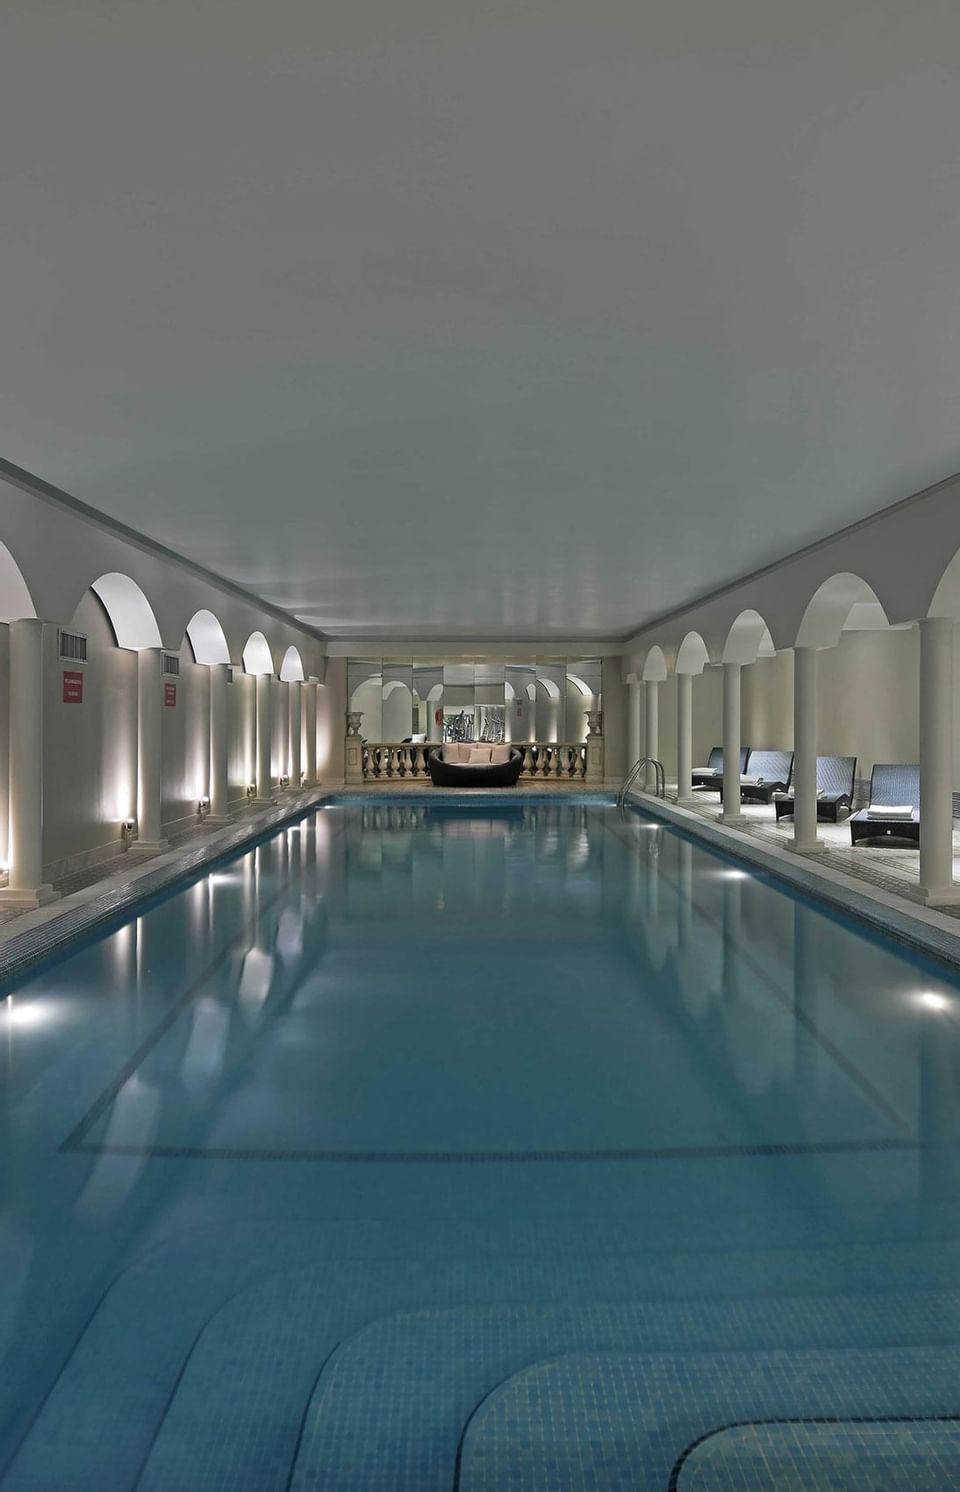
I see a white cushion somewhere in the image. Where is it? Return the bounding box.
[468,746,492,765]
[694,766,718,774]
[868,803,913,817]
[488,745,511,765]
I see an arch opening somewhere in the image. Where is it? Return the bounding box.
[185,608,231,666]
[279,645,305,683]
[243,631,275,676]
[641,646,668,683]
[722,609,776,665]
[795,573,890,649]
[0,542,37,622]
[90,573,162,650]
[676,631,710,676]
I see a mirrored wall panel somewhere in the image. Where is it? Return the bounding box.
[347,658,602,744]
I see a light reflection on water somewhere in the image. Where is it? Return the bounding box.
[0,799,958,1482]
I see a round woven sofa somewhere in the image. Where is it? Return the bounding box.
[427,742,524,787]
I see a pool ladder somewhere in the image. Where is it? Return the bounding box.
[617,757,665,810]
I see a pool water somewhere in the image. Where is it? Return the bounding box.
[1,795,960,1489]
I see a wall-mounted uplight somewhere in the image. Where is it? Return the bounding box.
[247,783,257,798]
[279,774,290,790]
[198,796,210,817]
[121,818,137,842]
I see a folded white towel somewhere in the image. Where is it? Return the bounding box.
[868,803,914,817]
[740,775,762,786]
[694,766,718,774]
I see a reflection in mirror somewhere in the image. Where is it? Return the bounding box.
[474,661,505,742]
[382,660,413,741]
[347,657,602,746]
[413,660,444,742]
[566,658,602,744]
[505,662,536,743]
[535,659,566,743]
[442,661,475,742]
[347,658,382,741]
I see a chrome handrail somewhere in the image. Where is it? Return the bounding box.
[617,757,665,809]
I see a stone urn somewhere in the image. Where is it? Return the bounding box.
[345,711,364,737]
[586,709,603,738]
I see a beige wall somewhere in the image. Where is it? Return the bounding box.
[741,652,794,751]
[817,627,920,782]
[227,669,256,806]
[41,592,138,868]
[601,658,626,780]
[319,656,346,783]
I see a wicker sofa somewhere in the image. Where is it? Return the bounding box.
[427,742,524,787]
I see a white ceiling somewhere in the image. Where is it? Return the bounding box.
[2,1,960,642]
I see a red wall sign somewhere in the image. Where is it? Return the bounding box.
[63,670,84,704]
[164,681,177,707]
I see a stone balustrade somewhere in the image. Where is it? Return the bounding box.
[354,741,594,782]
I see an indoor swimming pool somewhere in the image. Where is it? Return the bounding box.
[1,793,960,1489]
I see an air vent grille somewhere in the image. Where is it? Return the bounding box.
[162,653,180,677]
[58,630,88,664]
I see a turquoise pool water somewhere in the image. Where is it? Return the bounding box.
[1,794,959,1489]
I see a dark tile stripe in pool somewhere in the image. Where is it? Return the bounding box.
[60,1137,920,1163]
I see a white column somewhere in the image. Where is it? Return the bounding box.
[208,663,231,822]
[792,646,821,852]
[721,661,743,824]
[273,679,289,786]
[255,673,273,802]
[676,672,693,800]
[135,646,167,851]
[303,679,318,785]
[1,619,57,904]
[289,682,303,788]
[627,679,641,767]
[643,679,659,789]
[919,617,958,904]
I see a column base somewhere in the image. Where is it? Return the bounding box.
[250,797,277,808]
[0,883,59,907]
[790,838,826,855]
[917,884,960,907]
[129,839,169,856]
[205,815,234,827]
[720,812,744,826]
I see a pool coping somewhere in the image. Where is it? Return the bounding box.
[0,788,332,992]
[624,788,960,974]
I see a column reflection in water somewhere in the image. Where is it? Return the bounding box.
[919,1003,960,1219]
[792,901,819,1089]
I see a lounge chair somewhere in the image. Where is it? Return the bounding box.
[738,749,794,804]
[427,742,523,787]
[774,756,857,823]
[691,746,749,791]
[849,763,920,846]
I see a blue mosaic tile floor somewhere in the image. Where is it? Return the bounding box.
[2,798,960,1489]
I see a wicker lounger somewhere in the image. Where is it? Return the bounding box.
[692,746,749,792]
[848,763,920,846]
[738,749,794,805]
[774,755,857,824]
